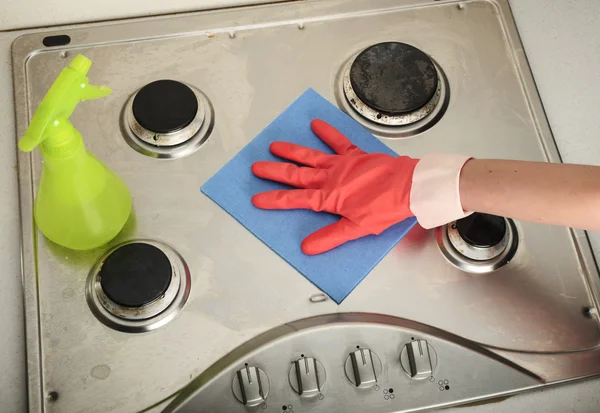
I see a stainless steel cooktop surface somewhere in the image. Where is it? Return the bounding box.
[12,1,600,412]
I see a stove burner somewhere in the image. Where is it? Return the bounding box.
[132,80,198,134]
[339,41,447,134]
[349,42,438,115]
[437,215,518,274]
[456,213,507,248]
[87,240,191,332]
[99,243,172,308]
[124,79,214,154]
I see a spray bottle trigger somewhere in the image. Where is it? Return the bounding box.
[81,84,112,102]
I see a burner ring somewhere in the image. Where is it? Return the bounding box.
[86,240,191,333]
[132,79,199,135]
[127,89,205,147]
[448,218,508,261]
[122,83,214,159]
[349,42,438,115]
[436,217,519,274]
[335,49,449,138]
[343,66,442,126]
[96,243,179,320]
[99,243,173,308]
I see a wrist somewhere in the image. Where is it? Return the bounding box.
[409,153,472,229]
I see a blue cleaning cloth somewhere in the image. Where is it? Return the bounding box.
[201,89,417,303]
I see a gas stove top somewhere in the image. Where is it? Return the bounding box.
[12,0,600,412]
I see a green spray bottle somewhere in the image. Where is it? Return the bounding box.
[19,54,132,251]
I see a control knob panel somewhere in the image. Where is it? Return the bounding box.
[344,348,383,389]
[231,365,270,406]
[399,339,438,380]
[288,356,326,397]
[170,321,542,413]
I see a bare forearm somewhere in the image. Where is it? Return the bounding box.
[459,159,600,231]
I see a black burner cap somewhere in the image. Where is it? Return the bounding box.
[132,80,198,134]
[349,42,438,115]
[99,243,172,308]
[456,213,507,248]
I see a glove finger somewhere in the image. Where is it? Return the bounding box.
[252,161,327,189]
[311,119,366,156]
[301,218,372,255]
[252,189,329,211]
[269,141,334,167]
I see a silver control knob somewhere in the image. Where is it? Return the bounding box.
[288,356,326,397]
[344,348,383,388]
[399,339,438,380]
[232,365,270,406]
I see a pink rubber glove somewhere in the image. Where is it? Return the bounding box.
[252,119,419,255]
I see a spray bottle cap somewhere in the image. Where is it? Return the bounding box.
[18,54,112,155]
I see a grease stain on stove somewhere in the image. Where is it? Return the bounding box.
[62,287,75,299]
[42,312,54,324]
[91,364,111,380]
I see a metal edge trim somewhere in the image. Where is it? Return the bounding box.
[9,0,473,60]
[486,0,600,320]
[11,46,43,413]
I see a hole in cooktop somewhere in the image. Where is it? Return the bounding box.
[43,35,71,47]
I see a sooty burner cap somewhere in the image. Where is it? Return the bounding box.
[349,42,438,115]
[132,79,198,134]
[99,243,172,308]
[456,213,507,248]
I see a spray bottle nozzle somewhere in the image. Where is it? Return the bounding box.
[18,54,112,153]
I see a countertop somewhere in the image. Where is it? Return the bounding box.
[1,0,599,412]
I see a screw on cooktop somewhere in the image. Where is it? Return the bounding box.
[583,307,597,318]
[46,391,59,402]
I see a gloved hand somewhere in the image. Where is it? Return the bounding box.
[251,119,419,255]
